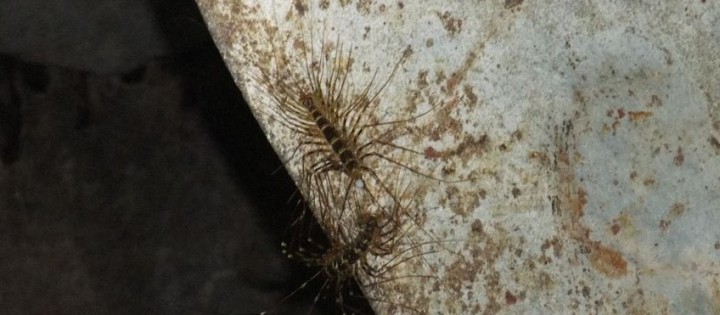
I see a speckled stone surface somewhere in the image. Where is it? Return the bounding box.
[196,0,720,314]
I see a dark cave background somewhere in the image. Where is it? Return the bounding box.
[0,0,373,314]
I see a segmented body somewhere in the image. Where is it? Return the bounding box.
[300,92,360,179]
[280,195,436,315]
[316,213,391,280]
[248,5,469,313]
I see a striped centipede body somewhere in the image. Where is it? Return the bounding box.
[240,2,472,314]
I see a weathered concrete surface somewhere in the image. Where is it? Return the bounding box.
[196,0,720,314]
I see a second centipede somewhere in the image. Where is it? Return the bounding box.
[243,3,470,313]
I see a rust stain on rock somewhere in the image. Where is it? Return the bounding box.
[627,111,653,122]
[505,290,518,305]
[571,188,588,217]
[436,11,463,37]
[445,52,477,94]
[588,243,628,278]
[660,202,686,233]
[668,202,686,218]
[424,146,442,160]
[554,120,631,279]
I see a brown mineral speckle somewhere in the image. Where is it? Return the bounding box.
[505,290,518,305]
[471,219,483,234]
[669,202,686,218]
[416,70,429,89]
[463,84,478,106]
[541,237,563,258]
[710,136,720,151]
[589,244,628,278]
[293,0,307,16]
[455,134,489,157]
[504,0,524,9]
[647,94,662,107]
[575,89,586,104]
[673,146,684,166]
[572,188,588,217]
[511,129,523,141]
[511,187,521,198]
[528,151,550,165]
[356,0,373,14]
[436,11,463,36]
[424,146,442,160]
[627,111,652,122]
[618,108,626,118]
[582,286,591,298]
[611,223,620,235]
[426,38,434,48]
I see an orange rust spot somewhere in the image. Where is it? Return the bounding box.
[571,188,588,217]
[627,111,652,122]
[589,244,628,278]
[424,146,442,160]
[505,291,518,305]
[444,50,479,95]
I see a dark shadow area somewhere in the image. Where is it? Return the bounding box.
[0,0,376,314]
